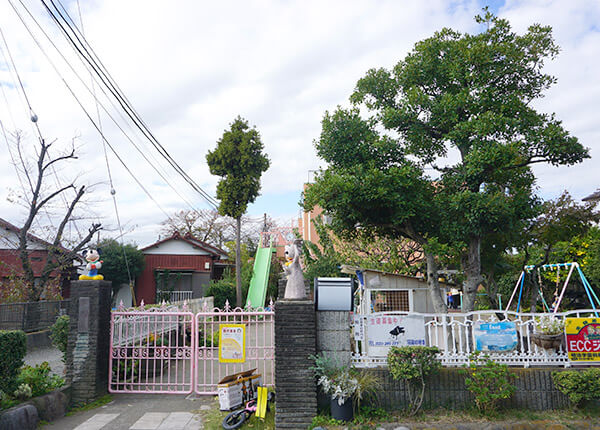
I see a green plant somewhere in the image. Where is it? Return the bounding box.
[16,362,64,398]
[461,352,515,414]
[0,330,27,394]
[387,346,441,416]
[66,394,113,416]
[310,353,381,408]
[50,315,69,363]
[206,276,237,309]
[13,383,32,401]
[534,315,565,335]
[112,358,139,382]
[311,352,358,405]
[552,368,600,407]
[353,369,381,412]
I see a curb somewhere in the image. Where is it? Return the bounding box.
[0,385,71,430]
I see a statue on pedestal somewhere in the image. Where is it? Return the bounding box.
[79,248,104,280]
[282,239,305,299]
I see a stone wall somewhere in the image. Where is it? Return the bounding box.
[65,280,112,406]
[275,300,317,429]
[368,367,569,411]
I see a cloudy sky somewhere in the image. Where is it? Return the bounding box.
[0,0,598,248]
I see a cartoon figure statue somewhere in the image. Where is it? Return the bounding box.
[79,248,104,280]
[281,239,305,299]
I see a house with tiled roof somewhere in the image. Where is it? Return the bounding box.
[583,189,600,202]
[0,217,74,298]
[135,231,230,304]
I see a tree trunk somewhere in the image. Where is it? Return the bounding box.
[425,251,447,313]
[235,216,242,308]
[530,270,540,312]
[462,236,483,312]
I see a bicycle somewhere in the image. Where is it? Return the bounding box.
[222,391,274,430]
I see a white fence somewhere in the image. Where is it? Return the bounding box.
[352,309,600,368]
[156,290,193,303]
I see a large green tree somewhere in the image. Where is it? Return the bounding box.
[307,10,589,312]
[96,239,145,300]
[206,117,270,307]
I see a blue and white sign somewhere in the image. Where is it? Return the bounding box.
[474,321,518,352]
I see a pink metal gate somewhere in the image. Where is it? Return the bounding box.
[109,301,274,395]
[194,300,275,394]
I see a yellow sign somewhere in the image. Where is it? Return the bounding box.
[565,317,600,362]
[219,324,246,363]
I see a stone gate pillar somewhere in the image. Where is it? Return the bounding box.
[65,280,112,406]
[274,299,317,429]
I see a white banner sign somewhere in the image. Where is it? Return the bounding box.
[366,314,426,357]
[353,314,364,341]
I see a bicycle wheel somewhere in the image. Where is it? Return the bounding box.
[222,409,250,430]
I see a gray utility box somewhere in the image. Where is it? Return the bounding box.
[315,277,353,311]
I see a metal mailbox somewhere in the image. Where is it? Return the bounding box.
[315,277,353,311]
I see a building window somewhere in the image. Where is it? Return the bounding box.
[371,290,409,312]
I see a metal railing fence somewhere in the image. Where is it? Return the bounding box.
[0,299,69,332]
[352,309,599,368]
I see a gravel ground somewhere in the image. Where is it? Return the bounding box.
[24,345,65,376]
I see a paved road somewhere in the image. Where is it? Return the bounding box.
[24,346,65,376]
[44,394,212,430]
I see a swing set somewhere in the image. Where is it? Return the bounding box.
[505,262,600,317]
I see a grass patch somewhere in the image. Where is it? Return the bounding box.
[66,394,113,416]
[199,397,275,430]
[307,405,600,429]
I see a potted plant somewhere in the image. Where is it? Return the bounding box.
[310,353,380,422]
[531,315,565,351]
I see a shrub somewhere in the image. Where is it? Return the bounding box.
[387,346,441,415]
[0,330,27,394]
[207,278,236,309]
[310,353,381,409]
[552,368,600,406]
[13,384,32,401]
[50,315,69,363]
[461,352,515,414]
[16,362,64,398]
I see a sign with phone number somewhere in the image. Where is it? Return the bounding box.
[565,317,600,362]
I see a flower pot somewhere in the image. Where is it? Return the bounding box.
[531,332,563,350]
[330,397,353,422]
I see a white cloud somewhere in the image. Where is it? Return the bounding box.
[0,0,598,247]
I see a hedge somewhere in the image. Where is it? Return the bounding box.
[0,330,27,394]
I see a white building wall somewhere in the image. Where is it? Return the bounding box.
[143,239,210,256]
[0,227,47,250]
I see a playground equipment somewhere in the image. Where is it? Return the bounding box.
[505,262,600,316]
[245,237,276,308]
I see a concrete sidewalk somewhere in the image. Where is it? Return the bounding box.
[44,394,212,430]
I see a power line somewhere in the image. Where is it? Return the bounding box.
[9,0,199,219]
[13,0,207,215]
[3,8,173,221]
[43,0,219,208]
[75,0,132,286]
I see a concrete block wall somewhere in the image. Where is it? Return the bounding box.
[316,311,352,366]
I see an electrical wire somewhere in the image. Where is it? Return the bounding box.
[12,0,204,216]
[1,12,173,221]
[43,0,219,208]
[75,0,132,286]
